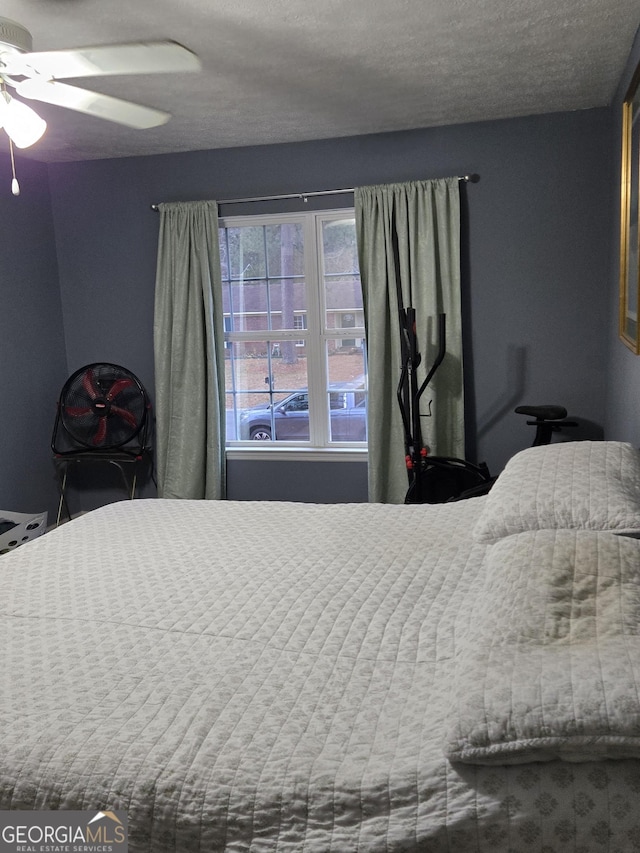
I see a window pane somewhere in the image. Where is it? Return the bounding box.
[266,223,305,277]
[268,280,307,331]
[321,218,363,328]
[326,342,367,442]
[327,306,366,342]
[225,225,266,278]
[220,222,306,333]
[322,218,358,274]
[223,281,268,332]
[225,340,309,441]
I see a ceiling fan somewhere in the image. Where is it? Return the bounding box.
[0,16,201,192]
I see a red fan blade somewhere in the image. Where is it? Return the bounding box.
[93,417,107,445]
[82,369,99,400]
[106,378,134,401]
[110,404,138,429]
[64,406,92,417]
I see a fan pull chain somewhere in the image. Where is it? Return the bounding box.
[1,81,20,195]
[9,137,20,196]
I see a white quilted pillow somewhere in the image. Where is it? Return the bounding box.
[473,440,640,543]
[446,529,640,764]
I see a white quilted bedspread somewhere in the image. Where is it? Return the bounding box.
[2,498,640,852]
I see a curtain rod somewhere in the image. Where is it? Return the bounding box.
[150,174,477,211]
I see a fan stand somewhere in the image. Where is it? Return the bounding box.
[53,448,152,527]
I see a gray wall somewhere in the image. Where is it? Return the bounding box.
[0,155,67,520]
[0,102,619,513]
[45,107,614,504]
[606,25,640,447]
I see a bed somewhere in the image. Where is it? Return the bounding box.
[2,440,640,852]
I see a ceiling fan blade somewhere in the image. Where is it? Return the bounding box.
[16,78,171,128]
[1,40,201,80]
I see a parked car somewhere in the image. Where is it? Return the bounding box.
[238,388,367,441]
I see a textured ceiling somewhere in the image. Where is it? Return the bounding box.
[1,0,639,163]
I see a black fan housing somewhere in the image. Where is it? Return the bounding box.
[53,363,150,455]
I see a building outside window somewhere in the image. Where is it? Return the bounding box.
[293,313,307,347]
[219,210,367,448]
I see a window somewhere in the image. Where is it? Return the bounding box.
[293,313,307,347]
[219,210,367,449]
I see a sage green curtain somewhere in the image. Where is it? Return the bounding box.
[355,178,464,503]
[153,200,226,499]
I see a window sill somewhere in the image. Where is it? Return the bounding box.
[225,445,368,463]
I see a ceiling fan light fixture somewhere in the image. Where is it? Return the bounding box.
[0,16,202,195]
[0,90,47,148]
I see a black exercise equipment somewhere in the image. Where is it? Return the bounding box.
[396,309,493,504]
[396,314,578,503]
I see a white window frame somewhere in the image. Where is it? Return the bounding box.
[221,209,367,460]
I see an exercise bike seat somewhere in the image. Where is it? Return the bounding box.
[515,405,567,421]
